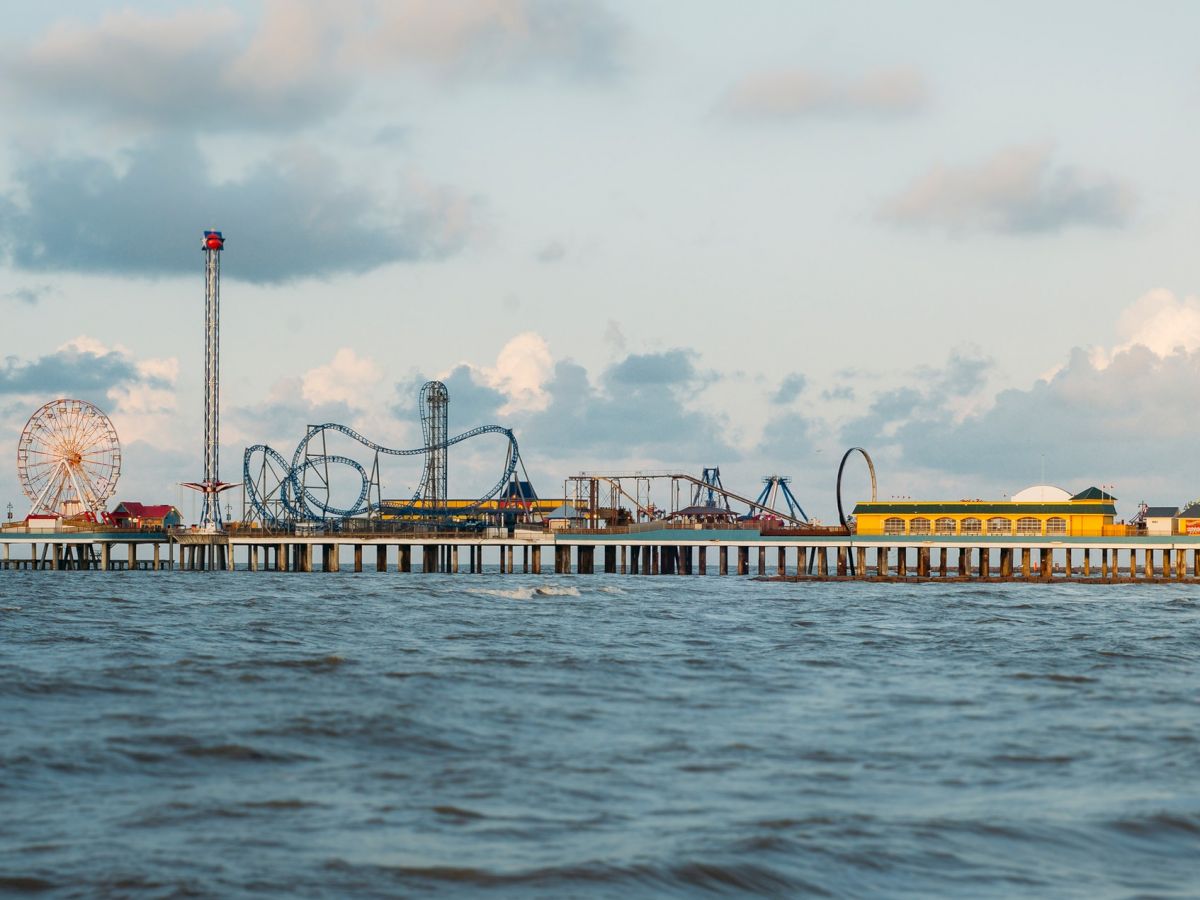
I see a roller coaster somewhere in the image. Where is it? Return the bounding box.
[242,380,529,526]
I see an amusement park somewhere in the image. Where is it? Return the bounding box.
[2,229,1199,581]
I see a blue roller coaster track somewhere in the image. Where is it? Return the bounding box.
[243,421,520,525]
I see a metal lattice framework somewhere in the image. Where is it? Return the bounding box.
[182,229,237,531]
[243,422,520,525]
[420,381,449,513]
[17,399,121,517]
[754,475,809,522]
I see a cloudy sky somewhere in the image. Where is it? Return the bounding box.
[1,0,1198,522]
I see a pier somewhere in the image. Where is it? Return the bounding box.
[0,530,171,570]
[8,526,1200,581]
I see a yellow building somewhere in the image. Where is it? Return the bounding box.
[853,485,1116,537]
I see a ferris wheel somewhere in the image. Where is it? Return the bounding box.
[17,399,122,517]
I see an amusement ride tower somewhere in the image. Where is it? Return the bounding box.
[183,229,236,530]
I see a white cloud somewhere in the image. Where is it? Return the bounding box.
[881,145,1135,234]
[346,0,626,81]
[720,66,926,119]
[476,332,554,414]
[6,6,346,131]
[1112,288,1200,358]
[301,348,384,407]
[2,0,627,133]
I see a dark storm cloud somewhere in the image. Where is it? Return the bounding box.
[882,145,1134,235]
[0,140,473,284]
[0,345,149,396]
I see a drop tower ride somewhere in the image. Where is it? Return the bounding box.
[184,230,236,530]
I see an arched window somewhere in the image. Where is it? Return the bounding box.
[1046,517,1067,535]
[909,517,931,535]
[961,517,982,535]
[987,517,1012,535]
[1016,516,1041,535]
[935,517,956,534]
[884,517,905,534]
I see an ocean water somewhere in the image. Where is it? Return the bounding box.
[1,572,1198,899]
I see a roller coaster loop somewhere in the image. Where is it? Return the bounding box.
[243,421,520,524]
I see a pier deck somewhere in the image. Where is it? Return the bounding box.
[6,527,1200,581]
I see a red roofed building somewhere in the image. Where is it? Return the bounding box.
[112,502,184,530]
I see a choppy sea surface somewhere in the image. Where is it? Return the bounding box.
[1,572,1198,899]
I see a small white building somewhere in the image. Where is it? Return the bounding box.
[1143,506,1179,536]
[545,503,585,531]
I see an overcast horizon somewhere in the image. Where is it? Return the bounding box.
[2,1,1199,522]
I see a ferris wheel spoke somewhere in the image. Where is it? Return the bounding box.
[65,408,94,452]
[75,416,109,449]
[31,461,68,514]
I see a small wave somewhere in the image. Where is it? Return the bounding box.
[537,585,581,597]
[466,585,581,600]
[1110,811,1200,837]
[989,753,1076,766]
[243,799,320,810]
[433,805,485,821]
[259,655,347,671]
[322,857,812,894]
[0,875,56,892]
[181,743,307,763]
[598,585,626,594]
[1010,672,1097,684]
[467,587,537,600]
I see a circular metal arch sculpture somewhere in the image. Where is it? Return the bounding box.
[836,446,877,530]
[17,398,122,517]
